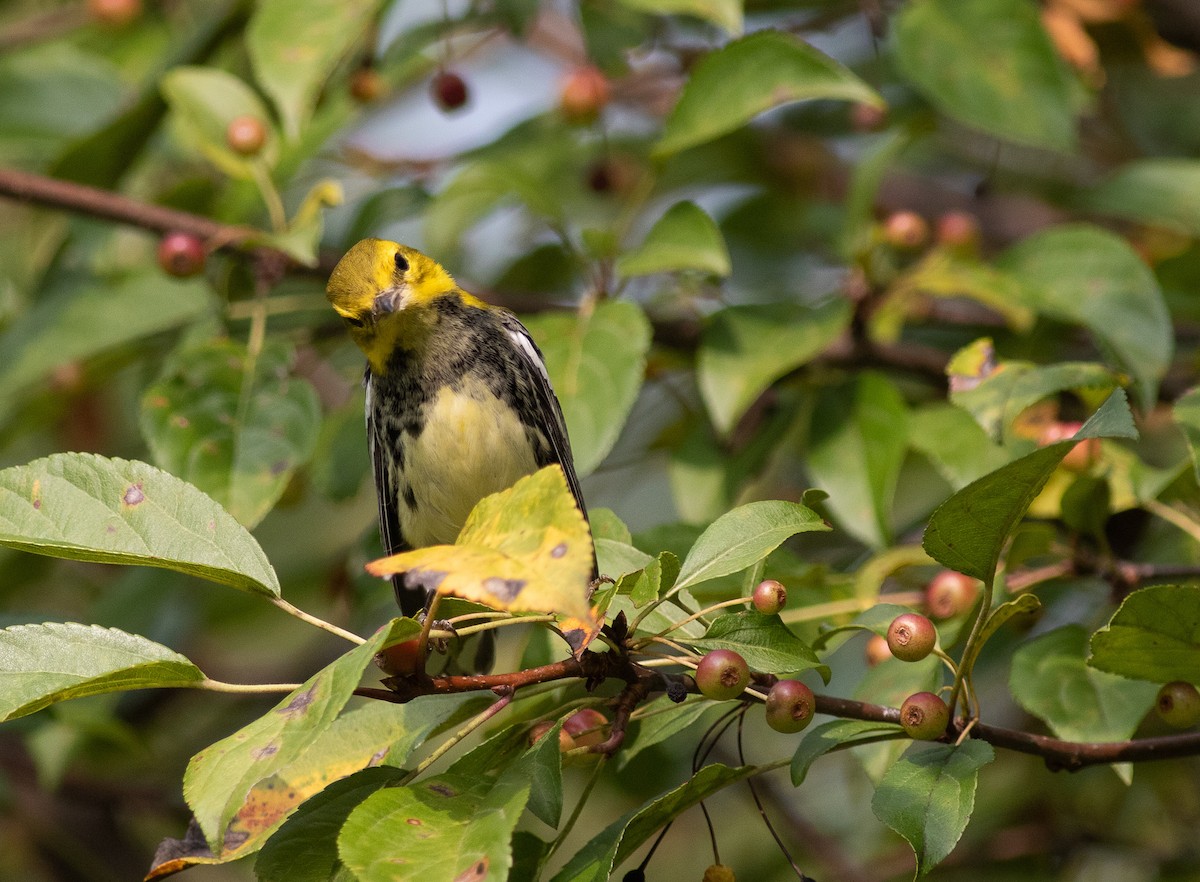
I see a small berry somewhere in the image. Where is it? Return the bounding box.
[935,210,982,253]
[1038,421,1101,472]
[226,115,267,156]
[865,634,892,666]
[695,649,750,701]
[882,210,929,250]
[752,579,787,615]
[350,67,385,103]
[1156,681,1200,729]
[900,691,950,740]
[925,570,980,619]
[850,101,887,131]
[88,0,141,26]
[529,720,577,752]
[764,679,815,734]
[560,65,610,123]
[886,613,937,662]
[703,865,736,882]
[432,70,469,111]
[374,638,422,676]
[157,232,206,278]
[563,708,609,748]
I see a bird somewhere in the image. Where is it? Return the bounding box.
[326,238,595,634]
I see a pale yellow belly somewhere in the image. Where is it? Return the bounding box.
[397,382,540,547]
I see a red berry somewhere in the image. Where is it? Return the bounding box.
[560,65,610,123]
[752,579,787,615]
[374,638,422,676]
[865,634,892,667]
[935,211,981,252]
[886,613,937,662]
[226,115,267,156]
[764,679,815,733]
[882,211,930,250]
[850,101,887,132]
[1038,421,1100,472]
[88,0,141,26]
[157,232,206,278]
[350,67,385,103]
[900,692,949,740]
[529,720,577,752]
[925,570,980,619]
[563,708,609,748]
[1156,682,1200,729]
[432,70,469,111]
[695,649,750,701]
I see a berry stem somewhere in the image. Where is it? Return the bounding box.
[270,597,365,644]
[547,750,607,859]
[194,678,302,694]
[401,687,513,784]
[633,596,749,649]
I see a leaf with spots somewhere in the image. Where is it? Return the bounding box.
[338,764,534,882]
[0,453,280,596]
[368,466,595,621]
[0,622,203,722]
[140,338,321,529]
[183,619,418,856]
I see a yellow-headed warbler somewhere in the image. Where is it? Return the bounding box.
[326,239,595,629]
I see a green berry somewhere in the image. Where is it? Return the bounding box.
[1157,681,1200,729]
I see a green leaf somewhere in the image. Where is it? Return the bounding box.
[1000,224,1172,407]
[255,767,406,882]
[617,695,724,771]
[894,0,1077,151]
[808,372,908,548]
[524,300,652,475]
[615,551,680,607]
[140,339,322,529]
[698,299,851,435]
[957,594,1041,679]
[614,0,741,33]
[246,0,378,139]
[0,453,280,597]
[550,763,757,882]
[160,66,279,179]
[0,270,212,419]
[872,741,994,877]
[1090,585,1200,683]
[791,720,903,786]
[908,404,1014,490]
[516,719,566,829]
[923,390,1135,583]
[675,500,829,591]
[687,610,830,682]
[0,623,203,722]
[950,359,1120,443]
[842,129,911,260]
[260,179,344,267]
[1173,388,1200,484]
[338,768,531,882]
[1083,158,1200,236]
[616,201,730,278]
[1012,626,1156,744]
[655,30,881,157]
[184,620,415,852]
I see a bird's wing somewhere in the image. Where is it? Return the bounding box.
[366,372,422,615]
[499,311,597,578]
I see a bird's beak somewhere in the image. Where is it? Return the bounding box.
[372,290,402,315]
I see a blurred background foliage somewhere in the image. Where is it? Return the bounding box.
[3,0,1200,879]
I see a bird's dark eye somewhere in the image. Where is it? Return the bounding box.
[394,252,409,273]
[345,316,366,328]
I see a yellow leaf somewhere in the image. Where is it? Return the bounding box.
[367,466,594,621]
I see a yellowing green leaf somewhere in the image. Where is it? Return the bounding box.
[656,30,880,156]
[615,0,741,34]
[616,201,730,278]
[367,466,594,620]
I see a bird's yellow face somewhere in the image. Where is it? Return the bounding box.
[326,239,460,373]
